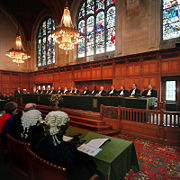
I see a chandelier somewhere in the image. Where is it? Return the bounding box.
[6,30,30,65]
[51,3,79,51]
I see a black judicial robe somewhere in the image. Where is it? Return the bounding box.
[118,90,129,97]
[107,89,118,96]
[33,136,101,180]
[142,89,157,98]
[81,90,91,95]
[129,88,141,97]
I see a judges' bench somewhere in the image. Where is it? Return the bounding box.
[21,94,157,112]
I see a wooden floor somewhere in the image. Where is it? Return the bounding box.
[18,104,119,136]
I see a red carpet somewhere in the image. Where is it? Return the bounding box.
[115,134,180,180]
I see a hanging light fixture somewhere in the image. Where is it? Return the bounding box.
[6,26,30,66]
[51,1,79,51]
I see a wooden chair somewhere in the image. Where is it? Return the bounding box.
[26,146,66,180]
[6,133,31,179]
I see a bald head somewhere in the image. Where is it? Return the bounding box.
[24,103,36,112]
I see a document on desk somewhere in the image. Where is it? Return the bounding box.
[77,138,109,156]
[86,138,109,148]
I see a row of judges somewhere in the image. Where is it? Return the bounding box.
[15,84,157,98]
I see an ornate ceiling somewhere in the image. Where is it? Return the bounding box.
[0,0,73,41]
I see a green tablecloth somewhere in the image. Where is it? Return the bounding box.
[65,127,139,180]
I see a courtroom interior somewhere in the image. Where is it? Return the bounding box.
[0,0,180,179]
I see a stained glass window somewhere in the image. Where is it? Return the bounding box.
[77,0,115,58]
[163,0,180,40]
[166,81,176,101]
[37,17,55,67]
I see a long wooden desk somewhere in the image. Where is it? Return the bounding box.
[21,94,157,112]
[66,127,139,180]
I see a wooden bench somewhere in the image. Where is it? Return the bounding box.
[26,146,66,180]
[6,133,31,179]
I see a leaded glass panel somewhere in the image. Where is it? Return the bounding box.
[78,20,85,57]
[96,12,105,54]
[107,0,115,6]
[79,3,85,19]
[87,0,95,15]
[163,0,180,40]
[96,0,105,11]
[86,16,94,56]
[106,6,115,52]
[36,17,55,67]
[77,0,115,57]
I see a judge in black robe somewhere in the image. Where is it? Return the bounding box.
[81,87,91,95]
[129,83,141,97]
[142,84,157,98]
[107,85,118,96]
[118,86,129,97]
[91,86,99,96]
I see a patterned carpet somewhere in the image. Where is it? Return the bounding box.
[115,134,180,180]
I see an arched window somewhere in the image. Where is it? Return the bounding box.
[163,0,180,40]
[77,0,115,58]
[37,17,55,67]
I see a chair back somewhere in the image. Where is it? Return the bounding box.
[26,146,66,180]
[6,133,30,178]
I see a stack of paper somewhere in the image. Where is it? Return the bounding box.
[77,138,109,157]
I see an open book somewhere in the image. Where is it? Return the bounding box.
[77,138,109,157]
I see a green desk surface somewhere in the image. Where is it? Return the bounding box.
[65,127,139,180]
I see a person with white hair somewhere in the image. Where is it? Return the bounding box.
[6,103,43,144]
[33,111,104,180]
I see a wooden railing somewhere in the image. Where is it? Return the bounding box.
[100,105,180,145]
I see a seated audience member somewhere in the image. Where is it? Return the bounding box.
[91,86,99,96]
[14,87,22,97]
[6,103,41,143]
[2,93,8,100]
[20,109,43,144]
[142,84,157,98]
[81,87,91,95]
[108,85,118,96]
[57,86,63,94]
[49,87,56,95]
[8,93,14,101]
[33,111,103,180]
[129,83,141,97]
[0,101,18,148]
[63,87,69,94]
[118,86,129,97]
[0,92,3,99]
[69,87,74,94]
[73,87,80,95]
[46,87,51,94]
[97,86,106,96]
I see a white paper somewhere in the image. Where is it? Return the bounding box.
[86,138,109,148]
[63,135,73,142]
[77,144,102,157]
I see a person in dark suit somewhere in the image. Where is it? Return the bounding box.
[81,87,91,95]
[118,86,129,97]
[97,86,106,96]
[14,87,23,97]
[129,83,141,97]
[46,87,51,94]
[69,87,74,94]
[33,111,103,180]
[40,87,46,94]
[57,87,63,94]
[8,93,14,101]
[108,85,118,96]
[91,86,99,96]
[73,87,80,95]
[2,93,8,100]
[34,87,41,94]
[49,87,56,95]
[142,84,157,98]
[63,87,69,94]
